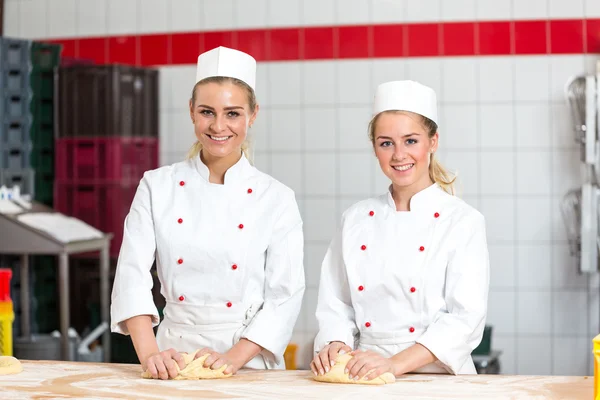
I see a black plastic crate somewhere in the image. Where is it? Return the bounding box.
[33,171,53,206]
[0,168,35,196]
[0,38,31,69]
[57,65,159,137]
[31,97,52,125]
[30,69,54,99]
[0,118,31,147]
[31,42,61,70]
[31,121,54,149]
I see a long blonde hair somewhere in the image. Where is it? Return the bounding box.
[368,110,457,195]
[186,76,257,163]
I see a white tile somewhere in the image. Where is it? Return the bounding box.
[551,195,571,243]
[478,57,514,103]
[372,59,408,88]
[235,0,267,29]
[513,0,548,19]
[442,58,477,103]
[305,154,336,196]
[301,0,336,25]
[549,0,584,18]
[270,109,303,151]
[517,291,552,334]
[302,62,336,106]
[77,0,107,36]
[486,291,516,334]
[493,335,517,374]
[551,103,579,150]
[550,55,586,104]
[516,198,552,242]
[162,152,184,166]
[170,110,196,153]
[338,106,372,150]
[440,0,476,21]
[480,105,515,149]
[302,287,319,333]
[476,0,512,20]
[335,0,370,24]
[202,0,234,30]
[107,0,137,35]
[439,105,478,149]
[271,153,303,194]
[268,0,301,27]
[255,64,270,107]
[480,151,515,196]
[552,244,589,289]
[373,165,391,195]
[139,0,168,33]
[19,0,47,38]
[406,59,442,100]
[515,104,551,148]
[253,151,270,174]
[337,61,372,106]
[589,293,599,336]
[339,152,374,196]
[553,291,588,335]
[516,336,552,375]
[3,0,19,37]
[553,337,591,376]
[303,198,338,241]
[269,63,302,106]
[587,0,600,17]
[516,151,552,196]
[250,107,269,152]
[304,107,337,151]
[480,198,515,243]
[460,195,480,210]
[372,0,405,23]
[48,0,76,38]
[304,242,328,288]
[159,111,170,153]
[552,149,581,196]
[488,244,516,289]
[170,0,202,31]
[159,69,171,114]
[440,151,479,196]
[406,0,440,21]
[516,244,552,289]
[514,57,550,102]
[168,66,196,110]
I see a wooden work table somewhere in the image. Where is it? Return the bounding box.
[0,360,593,399]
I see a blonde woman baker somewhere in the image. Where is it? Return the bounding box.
[110,47,305,380]
[311,80,490,380]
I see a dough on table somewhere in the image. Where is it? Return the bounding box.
[313,353,395,385]
[0,356,23,375]
[141,350,232,380]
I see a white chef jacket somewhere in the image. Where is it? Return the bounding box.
[110,153,305,369]
[314,183,489,375]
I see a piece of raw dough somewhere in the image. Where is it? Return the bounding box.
[141,350,232,380]
[313,353,395,385]
[0,356,23,375]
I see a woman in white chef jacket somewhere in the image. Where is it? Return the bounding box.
[311,80,490,380]
[110,46,305,380]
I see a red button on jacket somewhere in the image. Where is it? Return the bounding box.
[409,327,415,333]
[365,322,371,328]
[179,181,185,186]
[178,295,185,302]
[177,258,183,265]
[226,302,232,308]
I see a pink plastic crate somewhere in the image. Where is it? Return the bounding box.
[55,137,158,184]
[54,182,137,258]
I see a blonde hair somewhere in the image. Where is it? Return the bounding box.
[186,76,257,163]
[368,110,456,195]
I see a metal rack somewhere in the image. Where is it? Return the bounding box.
[0,200,111,361]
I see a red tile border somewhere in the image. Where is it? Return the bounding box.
[46,18,600,67]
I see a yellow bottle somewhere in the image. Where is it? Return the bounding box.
[594,334,600,400]
[284,343,298,370]
[0,269,14,356]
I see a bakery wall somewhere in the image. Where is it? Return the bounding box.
[5,0,600,375]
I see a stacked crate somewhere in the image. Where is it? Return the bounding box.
[54,65,160,259]
[0,38,34,196]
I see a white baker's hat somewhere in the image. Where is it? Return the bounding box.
[373,80,438,124]
[195,46,257,90]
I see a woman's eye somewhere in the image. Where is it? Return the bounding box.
[406,139,417,145]
[200,109,213,116]
[380,141,392,147]
[227,111,240,117]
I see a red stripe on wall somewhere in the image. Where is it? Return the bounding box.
[47,18,600,67]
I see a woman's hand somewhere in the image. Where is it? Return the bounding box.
[143,348,186,380]
[310,341,353,376]
[344,349,397,381]
[194,348,240,375]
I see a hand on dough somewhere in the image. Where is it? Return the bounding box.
[345,350,397,381]
[143,348,186,380]
[313,353,395,385]
[194,347,238,375]
[141,349,233,380]
[311,341,352,376]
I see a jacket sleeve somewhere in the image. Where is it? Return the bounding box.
[241,189,305,365]
[313,214,358,353]
[416,211,490,374]
[110,172,160,335]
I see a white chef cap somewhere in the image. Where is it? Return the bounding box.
[373,80,438,124]
[195,46,257,90]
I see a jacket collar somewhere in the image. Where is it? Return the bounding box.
[386,183,444,212]
[192,151,253,184]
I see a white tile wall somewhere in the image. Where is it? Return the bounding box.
[513,0,549,20]
[235,0,267,29]
[301,0,336,26]
[138,0,169,34]
[19,0,47,38]
[170,0,203,31]
[268,0,301,27]
[549,0,585,18]
[587,0,600,17]
[107,0,137,35]
[77,0,108,37]
[372,0,405,23]
[476,0,512,20]
[440,0,476,21]
[335,0,371,24]
[47,0,76,38]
